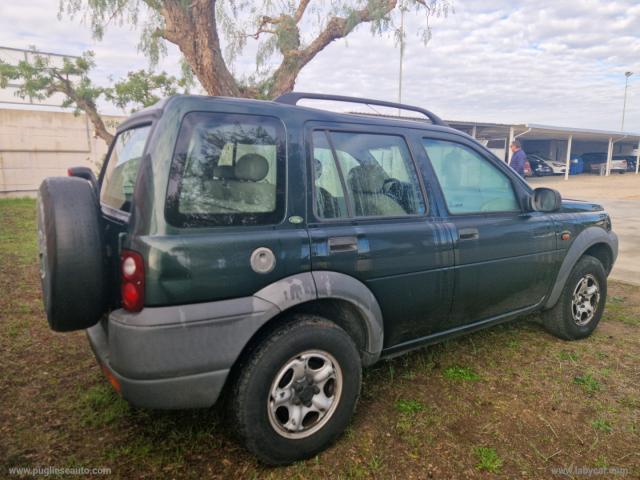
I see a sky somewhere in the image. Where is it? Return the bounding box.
[1,0,640,132]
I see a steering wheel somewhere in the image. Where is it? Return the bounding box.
[382,178,402,197]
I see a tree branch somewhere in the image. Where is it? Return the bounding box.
[49,71,114,144]
[267,0,397,97]
[294,0,312,23]
[303,0,397,60]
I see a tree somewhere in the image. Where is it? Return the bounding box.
[0,49,192,144]
[60,0,450,99]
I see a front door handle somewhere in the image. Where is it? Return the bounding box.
[328,236,358,253]
[458,228,479,241]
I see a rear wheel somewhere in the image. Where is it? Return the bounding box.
[231,315,362,465]
[542,255,607,340]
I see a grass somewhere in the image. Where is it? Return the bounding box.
[591,418,613,433]
[394,399,426,415]
[474,447,503,473]
[442,365,481,381]
[558,350,579,362]
[574,374,602,394]
[80,385,131,427]
[2,198,640,479]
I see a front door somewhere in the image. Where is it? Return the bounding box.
[306,124,454,348]
[418,135,557,329]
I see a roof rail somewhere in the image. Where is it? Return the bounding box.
[274,92,448,127]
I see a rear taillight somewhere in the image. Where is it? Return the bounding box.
[120,250,144,312]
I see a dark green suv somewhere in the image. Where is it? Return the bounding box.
[37,93,618,465]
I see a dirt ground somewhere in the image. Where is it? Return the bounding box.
[528,173,640,200]
[1,198,639,479]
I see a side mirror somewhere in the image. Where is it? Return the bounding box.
[530,187,561,212]
[67,166,98,191]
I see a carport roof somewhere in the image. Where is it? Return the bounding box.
[522,123,640,141]
[447,120,640,142]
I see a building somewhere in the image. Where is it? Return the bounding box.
[0,108,123,197]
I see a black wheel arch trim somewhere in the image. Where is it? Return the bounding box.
[254,271,384,366]
[544,227,618,309]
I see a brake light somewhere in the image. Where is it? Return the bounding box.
[120,250,144,312]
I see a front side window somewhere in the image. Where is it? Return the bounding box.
[312,131,425,219]
[100,125,151,213]
[166,113,285,227]
[422,139,519,214]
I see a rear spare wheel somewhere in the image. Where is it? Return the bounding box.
[37,176,106,332]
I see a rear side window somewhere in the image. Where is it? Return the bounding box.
[100,125,151,213]
[166,113,286,227]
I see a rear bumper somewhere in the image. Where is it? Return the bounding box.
[87,323,229,409]
[86,295,279,409]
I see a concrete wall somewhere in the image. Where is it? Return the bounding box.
[0,108,124,197]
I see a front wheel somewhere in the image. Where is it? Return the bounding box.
[231,315,362,465]
[542,255,607,340]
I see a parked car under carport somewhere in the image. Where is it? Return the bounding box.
[527,153,566,175]
[526,155,554,176]
[578,152,627,174]
[612,154,637,172]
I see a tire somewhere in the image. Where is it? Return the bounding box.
[231,315,362,465]
[542,255,607,340]
[37,177,106,332]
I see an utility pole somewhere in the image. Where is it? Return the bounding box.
[398,1,405,108]
[621,71,633,131]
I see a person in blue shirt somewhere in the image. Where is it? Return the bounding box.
[509,139,527,176]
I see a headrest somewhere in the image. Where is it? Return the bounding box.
[213,165,236,179]
[348,164,386,193]
[235,153,269,181]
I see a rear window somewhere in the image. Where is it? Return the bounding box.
[165,112,286,227]
[100,125,151,213]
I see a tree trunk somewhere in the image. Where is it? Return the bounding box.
[161,0,240,97]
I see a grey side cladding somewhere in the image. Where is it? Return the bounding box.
[313,271,384,366]
[253,272,318,312]
[544,226,618,309]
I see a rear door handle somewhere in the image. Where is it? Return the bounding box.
[458,228,479,241]
[328,236,358,253]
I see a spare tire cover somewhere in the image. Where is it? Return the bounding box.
[37,177,106,332]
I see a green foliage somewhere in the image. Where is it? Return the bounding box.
[107,69,193,112]
[559,350,579,362]
[474,446,503,473]
[591,418,613,433]
[443,366,481,381]
[394,399,425,414]
[0,49,102,113]
[574,374,601,394]
[0,47,193,142]
[59,0,452,96]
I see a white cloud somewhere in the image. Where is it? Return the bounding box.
[1,0,639,131]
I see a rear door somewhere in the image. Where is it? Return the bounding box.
[145,111,309,306]
[417,134,557,329]
[306,122,454,348]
